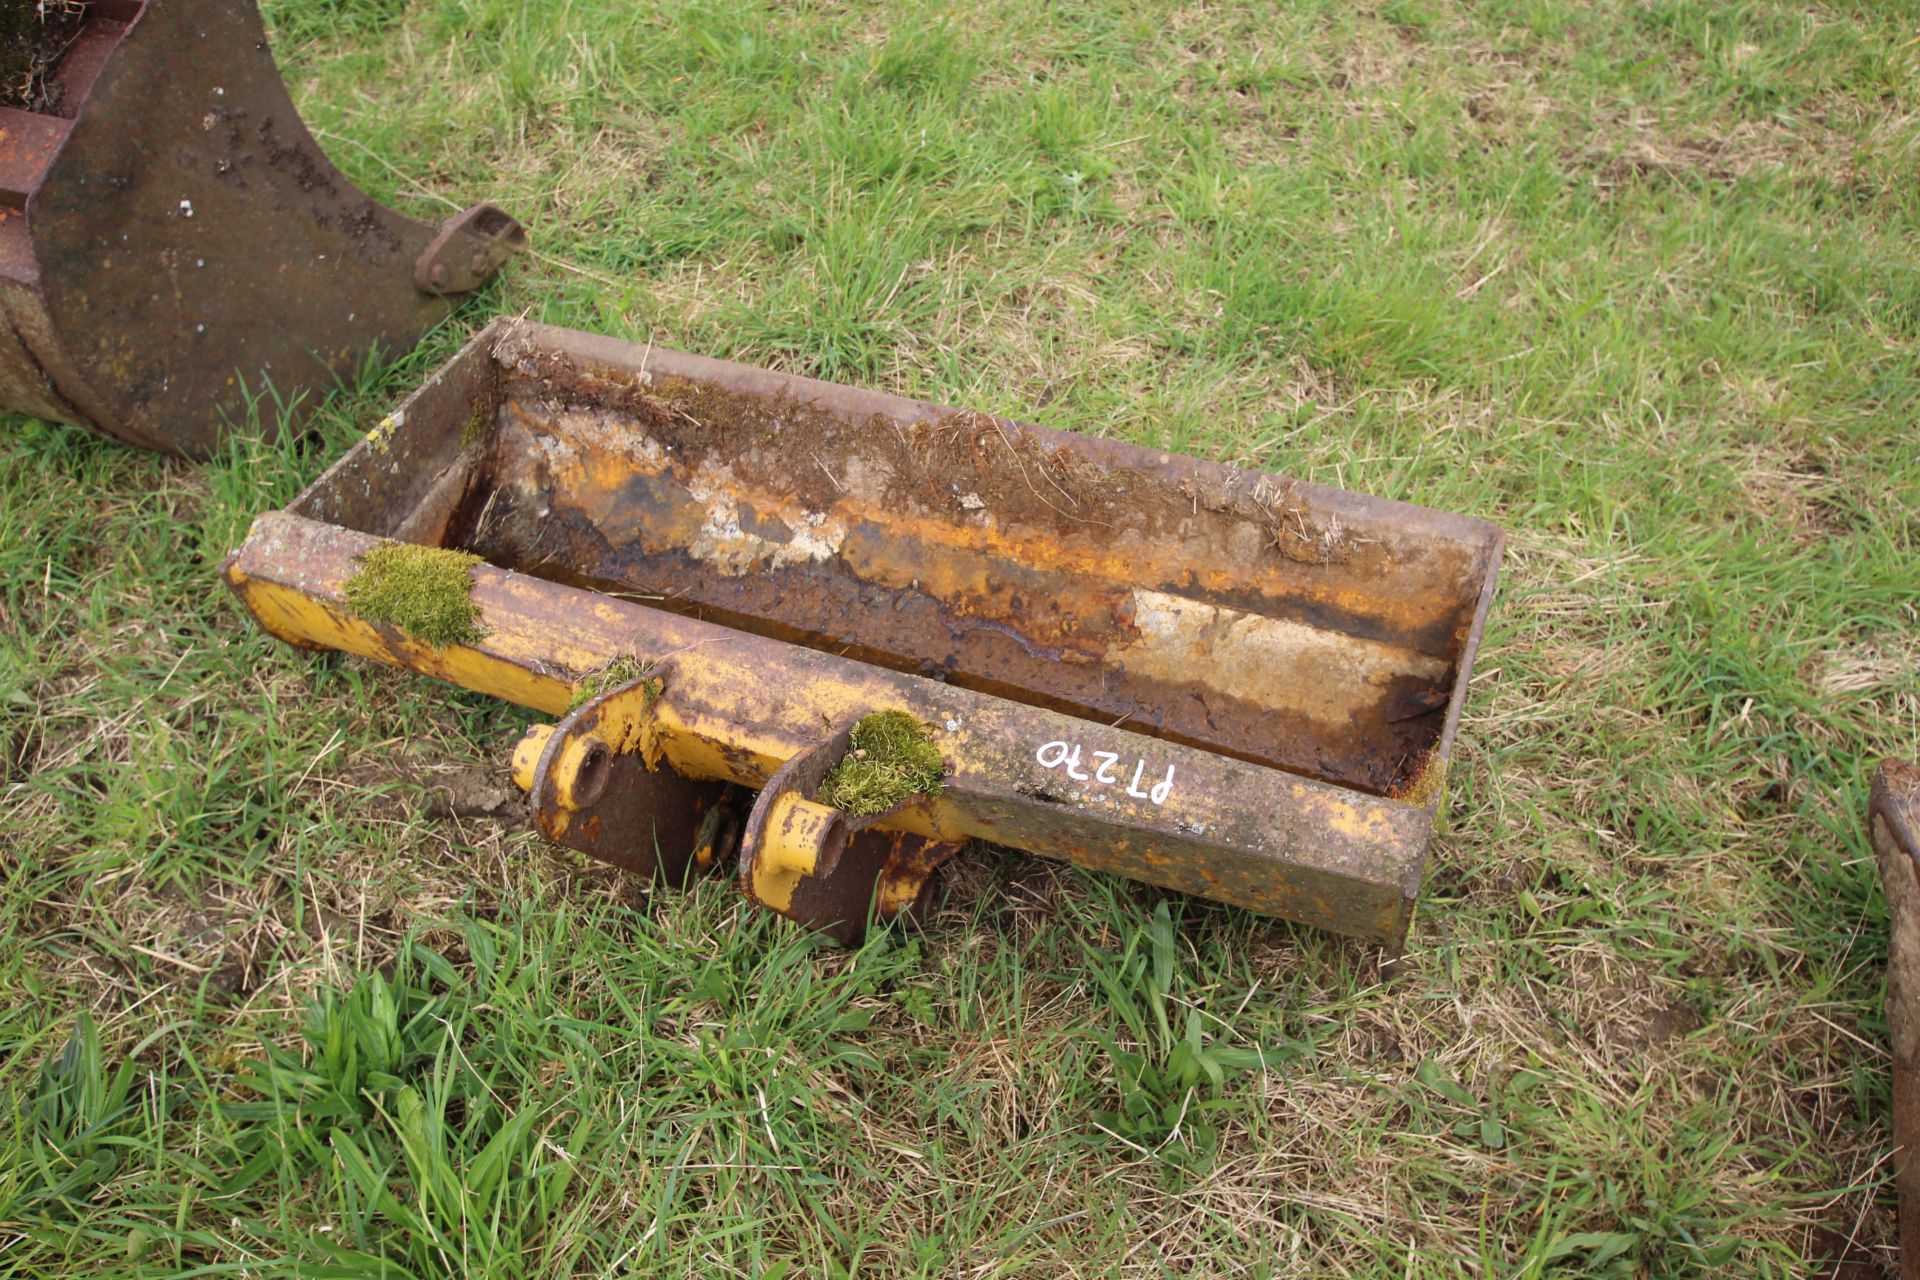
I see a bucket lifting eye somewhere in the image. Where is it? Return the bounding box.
[568,739,614,809]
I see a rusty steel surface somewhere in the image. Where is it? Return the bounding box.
[1875,760,1920,1279]
[459,329,1488,799]
[0,0,522,456]
[225,318,1505,944]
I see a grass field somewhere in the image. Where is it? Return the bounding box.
[3,0,1919,1274]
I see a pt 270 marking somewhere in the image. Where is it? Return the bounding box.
[1033,740,1176,806]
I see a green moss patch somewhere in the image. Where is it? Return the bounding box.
[343,544,489,650]
[816,711,945,817]
[567,655,659,713]
[460,399,493,452]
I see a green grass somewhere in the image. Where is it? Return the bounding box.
[2,0,1918,1274]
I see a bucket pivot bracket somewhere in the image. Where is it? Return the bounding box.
[416,203,529,296]
[738,717,968,945]
[510,668,743,886]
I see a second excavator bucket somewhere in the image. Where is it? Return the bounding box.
[0,0,524,456]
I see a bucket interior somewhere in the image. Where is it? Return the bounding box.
[297,329,1498,799]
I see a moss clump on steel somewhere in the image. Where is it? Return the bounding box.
[817,711,945,817]
[567,655,659,713]
[343,544,489,650]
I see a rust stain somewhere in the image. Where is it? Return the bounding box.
[456,360,1481,795]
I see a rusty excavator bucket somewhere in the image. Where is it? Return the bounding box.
[224,320,1504,945]
[0,0,524,456]
[1876,761,1920,1276]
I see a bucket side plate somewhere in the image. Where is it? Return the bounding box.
[1875,761,1920,1279]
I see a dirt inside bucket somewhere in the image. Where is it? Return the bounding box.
[0,2,87,115]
